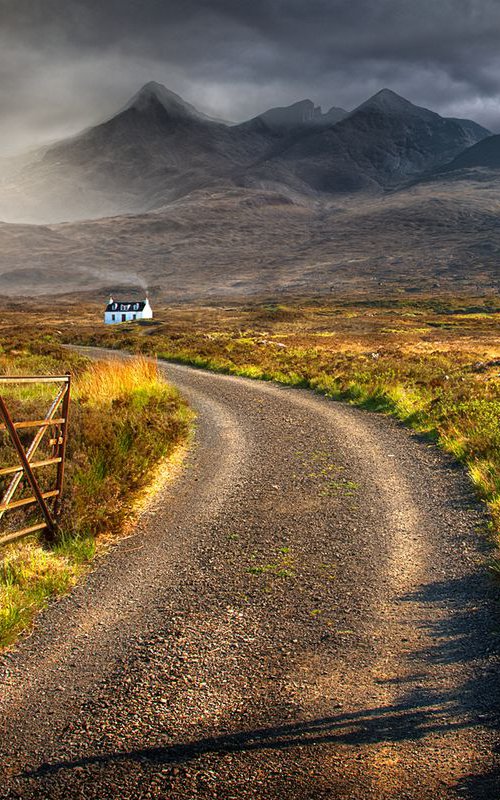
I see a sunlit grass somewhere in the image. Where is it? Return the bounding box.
[75,356,160,403]
[0,542,78,647]
[0,348,192,648]
[65,297,500,563]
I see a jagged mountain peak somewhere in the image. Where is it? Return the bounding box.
[123,81,217,123]
[242,98,348,133]
[353,88,437,119]
[258,99,322,127]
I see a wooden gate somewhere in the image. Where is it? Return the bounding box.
[0,375,71,546]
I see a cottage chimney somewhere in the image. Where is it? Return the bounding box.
[109,295,114,304]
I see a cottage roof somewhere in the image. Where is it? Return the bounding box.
[106,300,147,313]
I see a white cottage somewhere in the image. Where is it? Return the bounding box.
[104,295,153,325]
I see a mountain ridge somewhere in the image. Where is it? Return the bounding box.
[239,99,348,134]
[242,88,491,195]
[0,81,492,224]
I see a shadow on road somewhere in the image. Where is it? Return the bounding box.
[23,573,500,798]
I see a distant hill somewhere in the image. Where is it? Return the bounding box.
[0,83,491,224]
[442,133,500,170]
[0,175,499,300]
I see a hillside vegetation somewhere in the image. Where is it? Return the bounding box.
[0,339,191,648]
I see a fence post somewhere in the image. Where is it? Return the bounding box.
[54,374,71,517]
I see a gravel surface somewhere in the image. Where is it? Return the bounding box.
[1,350,499,799]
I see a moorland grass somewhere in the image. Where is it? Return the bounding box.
[64,298,500,558]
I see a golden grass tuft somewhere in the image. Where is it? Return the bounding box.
[75,356,160,403]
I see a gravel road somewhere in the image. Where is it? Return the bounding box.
[1,351,499,800]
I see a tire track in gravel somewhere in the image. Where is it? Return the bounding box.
[1,349,499,800]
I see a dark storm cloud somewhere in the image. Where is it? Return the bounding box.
[1,0,500,153]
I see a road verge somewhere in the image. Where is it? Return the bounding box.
[0,350,192,649]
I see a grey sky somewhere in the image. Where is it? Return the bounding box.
[1,0,500,154]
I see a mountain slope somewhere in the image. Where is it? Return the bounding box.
[0,84,491,224]
[0,177,499,299]
[245,89,491,195]
[443,133,500,170]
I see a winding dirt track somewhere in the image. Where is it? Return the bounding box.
[1,352,500,800]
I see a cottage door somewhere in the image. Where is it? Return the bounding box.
[121,313,126,322]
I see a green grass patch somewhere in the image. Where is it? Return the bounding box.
[246,547,296,580]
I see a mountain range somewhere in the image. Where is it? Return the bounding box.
[0,81,499,299]
[0,82,494,224]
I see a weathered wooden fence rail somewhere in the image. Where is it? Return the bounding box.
[0,375,71,546]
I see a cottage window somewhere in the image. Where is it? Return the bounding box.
[112,314,115,321]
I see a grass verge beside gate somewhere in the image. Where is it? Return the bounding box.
[0,347,192,649]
